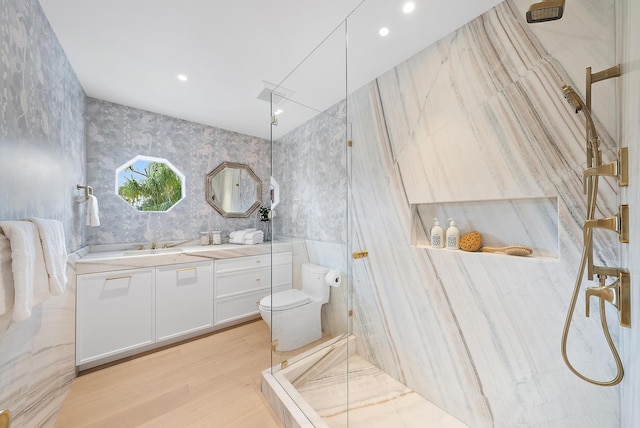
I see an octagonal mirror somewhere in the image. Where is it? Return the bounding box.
[206,162,261,218]
[116,155,185,212]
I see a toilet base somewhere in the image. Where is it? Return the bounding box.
[260,301,323,352]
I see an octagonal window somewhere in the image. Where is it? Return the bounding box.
[115,155,185,212]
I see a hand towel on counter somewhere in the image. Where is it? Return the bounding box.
[0,221,51,321]
[229,228,256,244]
[242,230,263,244]
[23,218,68,295]
[86,194,100,226]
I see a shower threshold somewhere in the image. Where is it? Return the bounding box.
[261,335,468,427]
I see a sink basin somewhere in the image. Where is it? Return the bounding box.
[123,247,183,256]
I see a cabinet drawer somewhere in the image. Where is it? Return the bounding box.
[214,284,291,325]
[215,266,271,298]
[215,254,271,274]
[214,251,292,274]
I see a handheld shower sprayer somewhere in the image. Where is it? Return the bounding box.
[561,85,599,154]
[560,64,628,387]
[526,0,565,23]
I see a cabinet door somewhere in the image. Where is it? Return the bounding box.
[156,261,213,341]
[76,268,154,365]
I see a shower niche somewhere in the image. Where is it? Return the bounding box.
[410,196,559,259]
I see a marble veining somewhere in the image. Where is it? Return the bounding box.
[269,0,622,426]
[345,1,620,425]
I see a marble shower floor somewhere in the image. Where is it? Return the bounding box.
[295,354,468,427]
[262,335,468,428]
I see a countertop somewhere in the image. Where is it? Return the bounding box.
[75,241,294,275]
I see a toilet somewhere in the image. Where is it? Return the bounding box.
[259,263,339,352]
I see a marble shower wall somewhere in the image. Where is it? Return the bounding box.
[343,0,621,427]
[85,98,271,245]
[0,0,85,426]
[618,0,640,425]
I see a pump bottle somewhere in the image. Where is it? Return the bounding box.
[430,218,444,248]
[446,218,460,250]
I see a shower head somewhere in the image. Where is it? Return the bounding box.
[562,85,583,114]
[526,0,565,23]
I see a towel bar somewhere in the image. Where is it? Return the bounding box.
[76,184,93,202]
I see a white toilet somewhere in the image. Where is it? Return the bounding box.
[259,263,339,352]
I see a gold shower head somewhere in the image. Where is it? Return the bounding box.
[526,0,565,23]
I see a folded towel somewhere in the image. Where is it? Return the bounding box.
[0,221,50,321]
[23,218,68,295]
[242,237,264,245]
[0,234,13,316]
[86,194,100,226]
[229,228,257,244]
[244,230,263,240]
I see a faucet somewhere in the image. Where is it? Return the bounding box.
[585,268,631,328]
[151,242,157,250]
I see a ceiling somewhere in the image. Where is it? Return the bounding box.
[38,0,505,140]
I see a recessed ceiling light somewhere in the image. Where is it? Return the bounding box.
[403,2,416,14]
[378,27,390,37]
[177,74,188,82]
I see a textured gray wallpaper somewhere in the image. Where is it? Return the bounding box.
[0,0,84,426]
[85,98,272,245]
[272,102,348,244]
[0,0,86,251]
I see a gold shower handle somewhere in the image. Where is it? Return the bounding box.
[582,147,629,194]
[585,283,618,318]
[583,205,629,243]
[585,269,631,328]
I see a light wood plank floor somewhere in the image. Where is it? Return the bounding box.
[56,320,285,428]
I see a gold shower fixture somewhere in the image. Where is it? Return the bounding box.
[526,0,565,23]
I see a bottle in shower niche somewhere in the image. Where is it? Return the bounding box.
[430,218,444,248]
[446,218,460,250]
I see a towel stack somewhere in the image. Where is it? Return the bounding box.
[228,228,264,245]
[0,218,68,321]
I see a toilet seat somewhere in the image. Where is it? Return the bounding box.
[259,289,311,311]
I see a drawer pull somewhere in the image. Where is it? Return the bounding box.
[176,267,197,272]
[105,275,132,281]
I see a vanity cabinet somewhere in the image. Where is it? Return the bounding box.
[76,267,155,365]
[76,249,292,369]
[214,252,292,325]
[155,261,213,341]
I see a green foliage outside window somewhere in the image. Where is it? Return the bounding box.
[118,162,182,211]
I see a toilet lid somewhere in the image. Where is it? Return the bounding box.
[259,289,311,311]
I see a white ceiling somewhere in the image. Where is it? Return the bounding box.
[38,0,505,140]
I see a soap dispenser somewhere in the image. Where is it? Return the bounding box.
[430,218,444,248]
[446,218,460,250]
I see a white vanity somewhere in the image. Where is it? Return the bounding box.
[75,243,292,370]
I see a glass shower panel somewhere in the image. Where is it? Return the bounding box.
[269,18,350,427]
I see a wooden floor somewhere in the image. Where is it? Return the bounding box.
[56,320,286,428]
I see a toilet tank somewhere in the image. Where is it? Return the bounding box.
[301,263,331,302]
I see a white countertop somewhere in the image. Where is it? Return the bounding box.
[75,241,294,275]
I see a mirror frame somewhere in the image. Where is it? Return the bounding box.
[205,161,262,218]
